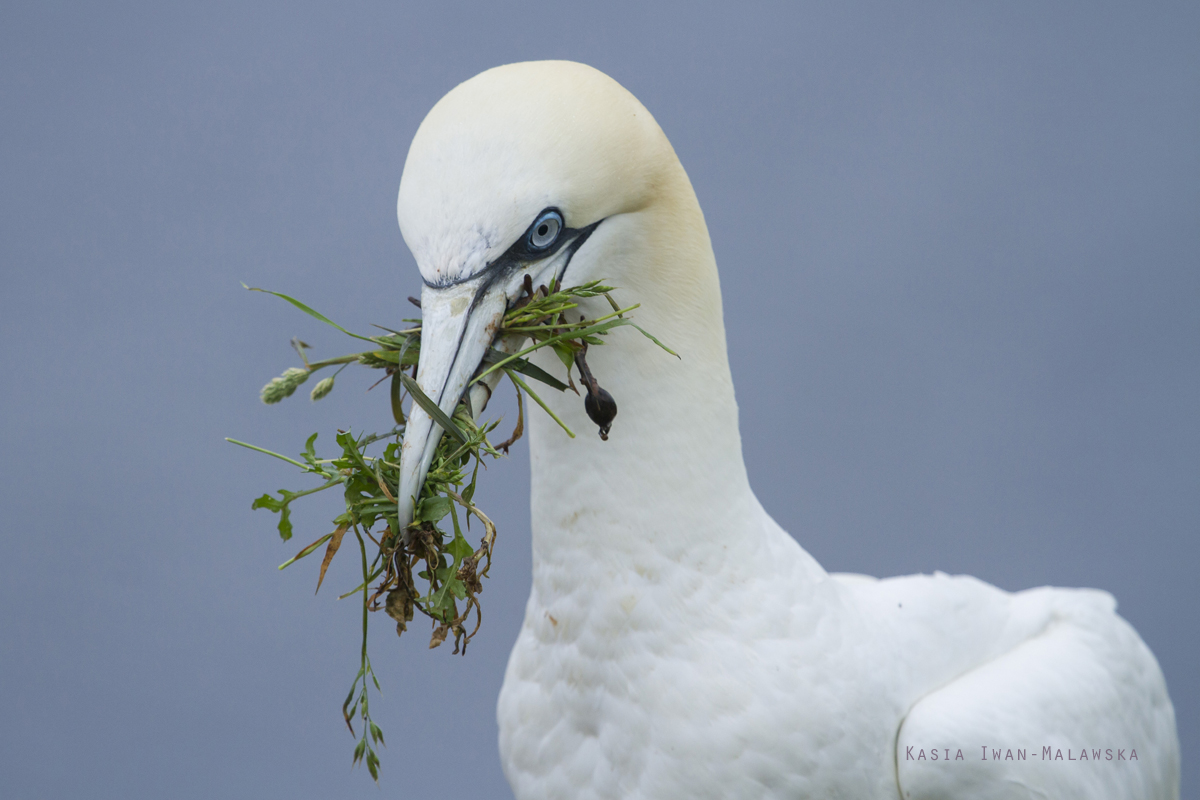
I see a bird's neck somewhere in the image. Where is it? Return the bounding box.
[524,160,800,592]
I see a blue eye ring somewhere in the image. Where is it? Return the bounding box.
[527,209,563,251]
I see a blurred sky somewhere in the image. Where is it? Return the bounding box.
[1,2,1196,797]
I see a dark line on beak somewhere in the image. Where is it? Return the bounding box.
[422,220,603,290]
[421,219,603,412]
[553,220,601,287]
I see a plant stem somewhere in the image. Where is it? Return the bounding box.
[504,369,575,438]
[306,354,362,370]
[225,438,308,469]
[475,316,634,383]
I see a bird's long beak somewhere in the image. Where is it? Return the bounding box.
[395,219,599,531]
[396,276,508,529]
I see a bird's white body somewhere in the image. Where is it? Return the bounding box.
[396,61,1180,799]
[501,511,1175,798]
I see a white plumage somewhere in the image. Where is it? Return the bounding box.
[393,61,1179,799]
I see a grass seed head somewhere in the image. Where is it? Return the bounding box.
[310,375,335,401]
[260,367,310,404]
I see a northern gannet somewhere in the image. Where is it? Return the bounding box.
[393,61,1180,799]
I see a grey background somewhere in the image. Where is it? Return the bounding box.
[2,2,1195,797]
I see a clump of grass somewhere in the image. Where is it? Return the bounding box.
[228,277,674,781]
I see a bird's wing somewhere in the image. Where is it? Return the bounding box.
[894,589,1179,800]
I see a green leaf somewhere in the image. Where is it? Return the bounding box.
[482,348,569,391]
[447,532,474,562]
[335,430,376,478]
[551,341,577,372]
[415,496,452,523]
[367,349,400,364]
[251,493,282,513]
[251,491,296,540]
[302,432,319,465]
[276,504,293,540]
[397,372,467,445]
[389,372,405,426]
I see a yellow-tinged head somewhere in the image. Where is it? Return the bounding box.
[398,60,672,287]
[394,61,734,529]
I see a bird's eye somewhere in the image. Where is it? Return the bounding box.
[527,209,563,250]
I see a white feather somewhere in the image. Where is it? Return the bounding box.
[396,60,1180,800]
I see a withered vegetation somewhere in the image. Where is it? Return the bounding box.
[228,277,675,780]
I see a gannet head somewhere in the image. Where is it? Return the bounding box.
[394,61,677,527]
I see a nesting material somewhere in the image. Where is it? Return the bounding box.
[227,278,674,780]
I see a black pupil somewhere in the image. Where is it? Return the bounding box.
[537,224,549,236]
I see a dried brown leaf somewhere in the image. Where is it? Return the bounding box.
[315,525,348,594]
[384,588,414,634]
[495,386,525,454]
[428,623,449,649]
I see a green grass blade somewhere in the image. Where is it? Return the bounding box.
[278,532,334,570]
[482,348,568,391]
[630,324,680,358]
[243,283,376,343]
[475,318,633,383]
[505,369,574,438]
[397,372,468,445]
